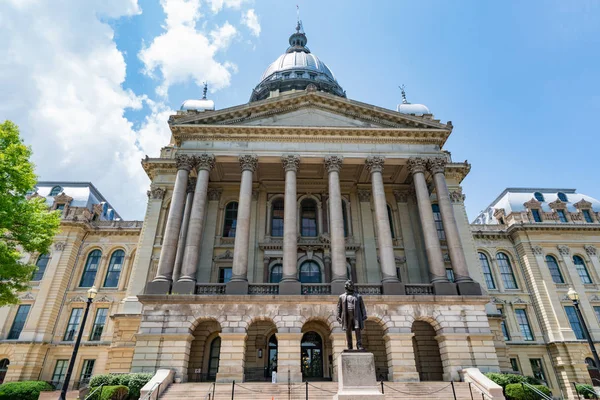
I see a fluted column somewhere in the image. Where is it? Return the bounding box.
[173,154,215,294]
[407,157,456,295]
[280,155,301,294]
[227,155,258,294]
[147,154,195,294]
[325,156,346,294]
[366,156,403,294]
[172,178,196,282]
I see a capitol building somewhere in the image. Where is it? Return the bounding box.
[1,23,600,400]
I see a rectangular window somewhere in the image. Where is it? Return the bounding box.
[594,306,600,323]
[531,209,542,222]
[432,204,446,240]
[64,308,83,341]
[446,268,454,282]
[565,306,584,339]
[515,309,534,341]
[90,308,108,341]
[52,360,69,385]
[7,305,31,339]
[583,210,593,223]
[56,204,65,215]
[79,359,95,385]
[557,209,568,223]
[510,358,520,372]
[218,267,232,283]
[498,307,510,341]
[530,359,547,385]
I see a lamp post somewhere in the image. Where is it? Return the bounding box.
[60,286,97,400]
[567,287,600,372]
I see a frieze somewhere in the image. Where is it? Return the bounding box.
[20,292,35,301]
[491,297,506,304]
[584,245,597,256]
[239,155,258,172]
[69,295,88,303]
[281,154,300,172]
[557,245,570,256]
[365,156,385,174]
[589,295,600,303]
[324,155,343,173]
[511,297,529,305]
[214,250,233,260]
[95,294,113,303]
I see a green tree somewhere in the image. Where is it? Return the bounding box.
[0,121,60,306]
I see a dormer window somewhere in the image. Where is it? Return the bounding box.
[583,210,594,223]
[531,209,542,222]
[556,209,568,223]
[50,186,62,196]
[534,192,545,202]
[557,192,568,202]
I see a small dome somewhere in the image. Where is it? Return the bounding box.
[180,99,215,112]
[397,103,430,116]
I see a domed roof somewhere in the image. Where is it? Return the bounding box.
[180,83,215,112]
[250,22,345,102]
[396,86,431,116]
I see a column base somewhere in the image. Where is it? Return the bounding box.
[172,280,196,295]
[145,280,172,294]
[432,281,458,295]
[226,280,248,294]
[331,280,346,296]
[382,281,405,295]
[457,281,483,296]
[279,280,301,295]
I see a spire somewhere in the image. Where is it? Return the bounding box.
[202,82,208,100]
[288,6,308,52]
[399,84,409,104]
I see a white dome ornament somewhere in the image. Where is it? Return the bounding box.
[180,82,215,112]
[397,84,431,116]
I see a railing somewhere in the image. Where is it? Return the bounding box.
[196,284,226,295]
[84,384,105,400]
[140,381,162,400]
[521,382,552,400]
[355,284,382,295]
[301,284,331,295]
[405,284,434,295]
[248,284,279,295]
[573,382,599,399]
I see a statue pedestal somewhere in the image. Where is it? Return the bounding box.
[334,351,385,400]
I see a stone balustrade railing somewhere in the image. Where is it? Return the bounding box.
[248,284,279,295]
[184,283,437,296]
[301,284,332,295]
[405,284,435,296]
[195,284,226,295]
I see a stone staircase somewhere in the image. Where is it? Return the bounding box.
[158,381,484,400]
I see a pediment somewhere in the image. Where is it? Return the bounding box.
[242,107,399,128]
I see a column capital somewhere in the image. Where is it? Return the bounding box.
[427,157,447,174]
[281,154,300,172]
[195,153,216,171]
[557,245,570,257]
[186,178,197,193]
[175,154,195,171]
[239,154,258,172]
[324,155,343,173]
[207,188,222,201]
[147,187,166,199]
[365,156,385,173]
[357,189,371,202]
[393,190,409,203]
[407,157,427,175]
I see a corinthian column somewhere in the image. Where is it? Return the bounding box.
[407,157,456,295]
[428,157,481,295]
[280,155,301,295]
[325,156,346,294]
[226,155,258,294]
[147,154,195,294]
[173,177,196,282]
[173,154,215,294]
[365,156,403,294]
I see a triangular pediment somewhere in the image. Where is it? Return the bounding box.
[169,90,451,131]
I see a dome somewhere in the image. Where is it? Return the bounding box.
[250,22,345,102]
[396,85,431,116]
[180,83,215,112]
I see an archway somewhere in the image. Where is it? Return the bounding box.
[586,357,600,384]
[362,320,389,381]
[411,320,443,381]
[301,319,332,381]
[188,320,221,382]
[0,359,9,384]
[245,319,277,381]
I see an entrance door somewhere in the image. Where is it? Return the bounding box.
[301,332,323,380]
[207,337,221,381]
[0,359,8,384]
[586,357,600,385]
[268,334,278,377]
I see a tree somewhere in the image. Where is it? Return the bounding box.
[0,121,60,306]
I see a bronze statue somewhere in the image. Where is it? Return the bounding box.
[336,280,367,350]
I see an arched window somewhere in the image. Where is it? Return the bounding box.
[586,357,597,369]
[573,256,592,284]
[32,254,50,281]
[478,253,495,289]
[534,192,545,202]
[223,202,238,237]
[271,199,284,237]
[557,192,568,202]
[104,250,124,287]
[49,186,62,196]
[207,337,221,381]
[342,200,349,237]
[299,261,321,283]
[0,358,9,384]
[387,205,395,239]
[80,250,101,287]
[496,253,517,289]
[270,264,283,283]
[301,199,318,237]
[268,334,278,375]
[545,255,564,284]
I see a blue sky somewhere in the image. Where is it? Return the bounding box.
[1,0,599,220]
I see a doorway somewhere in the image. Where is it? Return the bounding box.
[301,331,323,380]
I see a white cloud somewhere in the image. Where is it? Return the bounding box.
[139,0,238,97]
[206,0,248,13]
[241,9,260,37]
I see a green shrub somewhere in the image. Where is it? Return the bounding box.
[100,385,129,400]
[89,373,152,400]
[484,372,541,388]
[505,383,551,400]
[0,381,54,400]
[577,384,598,399]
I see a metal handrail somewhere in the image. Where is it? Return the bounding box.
[466,378,492,400]
[521,382,552,400]
[573,382,599,399]
[203,382,216,400]
[140,381,162,400]
[84,384,104,400]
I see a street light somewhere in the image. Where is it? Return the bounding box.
[60,286,97,400]
[567,287,600,373]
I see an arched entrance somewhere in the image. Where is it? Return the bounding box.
[362,320,389,381]
[245,319,277,381]
[0,359,9,384]
[586,357,600,384]
[411,321,443,381]
[188,320,221,382]
[301,331,323,380]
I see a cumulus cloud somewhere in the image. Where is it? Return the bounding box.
[206,0,248,13]
[139,0,238,97]
[242,9,260,37]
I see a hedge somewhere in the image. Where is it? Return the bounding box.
[0,381,54,400]
[484,372,541,388]
[100,385,129,400]
[88,373,152,400]
[505,383,552,400]
[576,384,598,399]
